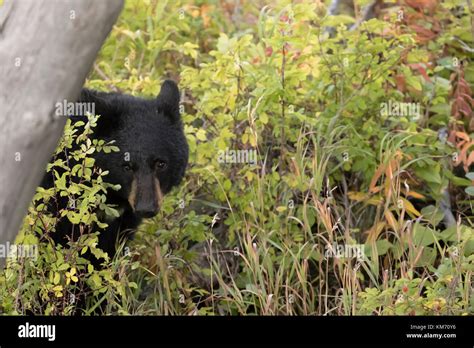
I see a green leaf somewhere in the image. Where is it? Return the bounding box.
[66,212,81,224]
[413,223,439,247]
[465,186,474,196]
[416,246,437,267]
[53,272,60,285]
[406,75,423,91]
[365,239,392,257]
[420,205,444,226]
[84,157,95,168]
[196,129,207,141]
[415,166,441,184]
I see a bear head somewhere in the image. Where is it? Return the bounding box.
[80,80,189,219]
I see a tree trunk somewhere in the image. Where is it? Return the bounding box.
[0,0,123,268]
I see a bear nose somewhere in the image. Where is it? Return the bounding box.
[135,208,158,219]
[135,200,158,219]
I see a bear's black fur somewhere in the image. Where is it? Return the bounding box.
[41,80,188,261]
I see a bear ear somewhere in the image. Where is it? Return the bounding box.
[80,89,122,137]
[157,80,180,122]
[80,89,119,116]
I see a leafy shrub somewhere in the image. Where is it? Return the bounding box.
[0,116,138,315]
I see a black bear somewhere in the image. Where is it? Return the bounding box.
[41,80,189,261]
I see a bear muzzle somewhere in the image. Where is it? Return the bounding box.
[127,175,163,219]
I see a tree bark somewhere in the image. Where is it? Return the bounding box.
[0,0,123,268]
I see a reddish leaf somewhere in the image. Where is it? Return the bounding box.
[408,63,431,82]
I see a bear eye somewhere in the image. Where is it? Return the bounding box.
[123,164,132,172]
[155,159,168,171]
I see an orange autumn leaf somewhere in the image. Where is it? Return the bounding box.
[385,210,398,231]
[395,74,407,92]
[369,162,385,193]
[200,4,213,28]
[405,0,438,12]
[365,222,386,243]
[406,191,425,199]
[455,131,470,141]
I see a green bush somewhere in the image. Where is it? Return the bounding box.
[0,116,139,315]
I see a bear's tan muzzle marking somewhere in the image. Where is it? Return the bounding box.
[128,177,138,211]
[154,177,163,209]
